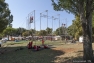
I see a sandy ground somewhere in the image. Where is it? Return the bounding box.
[52,43,94,63]
[0,41,94,63]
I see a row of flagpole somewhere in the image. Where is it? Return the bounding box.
[26,10,67,37]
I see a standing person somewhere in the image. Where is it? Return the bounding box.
[42,38,44,45]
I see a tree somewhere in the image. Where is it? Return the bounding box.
[52,0,94,62]
[68,16,82,40]
[36,31,40,36]
[46,27,52,35]
[67,24,74,37]
[74,16,82,40]
[8,15,13,27]
[38,30,47,36]
[22,31,29,37]
[3,27,16,40]
[0,33,4,38]
[0,0,13,32]
[30,29,36,35]
[55,27,67,35]
[15,27,26,36]
[68,14,94,40]
[92,12,94,37]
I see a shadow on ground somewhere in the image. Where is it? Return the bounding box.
[0,46,65,63]
[58,50,94,63]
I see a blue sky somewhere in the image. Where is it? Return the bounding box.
[5,0,75,31]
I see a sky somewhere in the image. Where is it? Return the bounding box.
[5,0,75,31]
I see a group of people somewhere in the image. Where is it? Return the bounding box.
[27,38,49,51]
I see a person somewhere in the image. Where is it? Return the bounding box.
[42,38,44,45]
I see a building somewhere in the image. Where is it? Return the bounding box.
[79,36,83,43]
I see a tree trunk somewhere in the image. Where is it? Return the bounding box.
[82,15,93,63]
[80,0,93,62]
[79,0,93,62]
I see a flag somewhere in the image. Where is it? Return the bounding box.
[30,16,33,23]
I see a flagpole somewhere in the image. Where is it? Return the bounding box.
[58,14,61,42]
[46,10,48,34]
[28,14,29,30]
[65,18,67,43]
[52,16,53,42]
[40,13,41,32]
[59,14,60,36]
[34,10,35,32]
[34,10,36,45]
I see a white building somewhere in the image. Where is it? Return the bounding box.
[54,36,61,40]
[79,36,83,43]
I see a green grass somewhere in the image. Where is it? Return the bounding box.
[0,47,64,63]
[0,40,94,63]
[4,40,64,47]
[0,40,65,63]
[0,41,64,63]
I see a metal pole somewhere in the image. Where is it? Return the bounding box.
[46,10,48,35]
[58,14,61,42]
[64,21,66,44]
[66,18,67,36]
[26,17,28,30]
[58,14,60,36]
[34,10,35,33]
[28,14,30,36]
[65,18,67,43]
[40,13,41,31]
[52,16,53,41]
[34,10,36,45]
[46,10,49,45]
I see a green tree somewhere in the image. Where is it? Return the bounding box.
[30,29,36,35]
[72,16,82,40]
[46,27,52,35]
[15,27,26,36]
[7,15,13,27]
[38,30,47,36]
[52,0,94,61]
[0,33,4,38]
[36,31,40,36]
[0,0,13,32]
[22,31,29,37]
[3,27,16,40]
[68,14,94,40]
[67,24,74,37]
[55,27,67,35]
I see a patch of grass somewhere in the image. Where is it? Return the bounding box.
[0,41,94,63]
[0,46,64,63]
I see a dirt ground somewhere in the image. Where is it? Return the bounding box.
[52,43,94,63]
[0,41,94,63]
